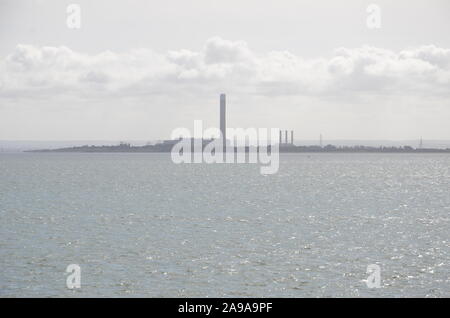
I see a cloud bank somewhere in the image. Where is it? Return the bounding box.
[1,37,450,100]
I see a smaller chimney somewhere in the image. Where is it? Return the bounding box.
[285,130,288,144]
[279,130,282,144]
[291,130,294,144]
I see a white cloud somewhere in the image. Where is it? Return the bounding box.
[1,38,449,100]
[203,36,253,64]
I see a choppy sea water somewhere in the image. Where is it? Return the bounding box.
[0,153,449,297]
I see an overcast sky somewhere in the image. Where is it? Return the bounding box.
[1,0,449,140]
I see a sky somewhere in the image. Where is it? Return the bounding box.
[0,0,449,141]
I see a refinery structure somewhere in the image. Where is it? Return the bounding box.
[30,94,450,153]
[218,93,295,149]
[160,93,293,151]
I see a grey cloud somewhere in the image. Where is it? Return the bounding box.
[203,37,253,64]
[80,71,111,84]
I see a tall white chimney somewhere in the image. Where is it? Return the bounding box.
[220,94,226,145]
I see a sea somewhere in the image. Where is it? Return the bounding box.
[0,153,448,297]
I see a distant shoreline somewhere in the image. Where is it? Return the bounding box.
[26,143,450,154]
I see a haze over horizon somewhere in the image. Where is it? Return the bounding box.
[3,139,450,153]
[1,0,449,140]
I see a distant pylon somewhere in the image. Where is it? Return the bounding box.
[419,137,423,149]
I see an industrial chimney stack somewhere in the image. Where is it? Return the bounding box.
[220,94,226,146]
